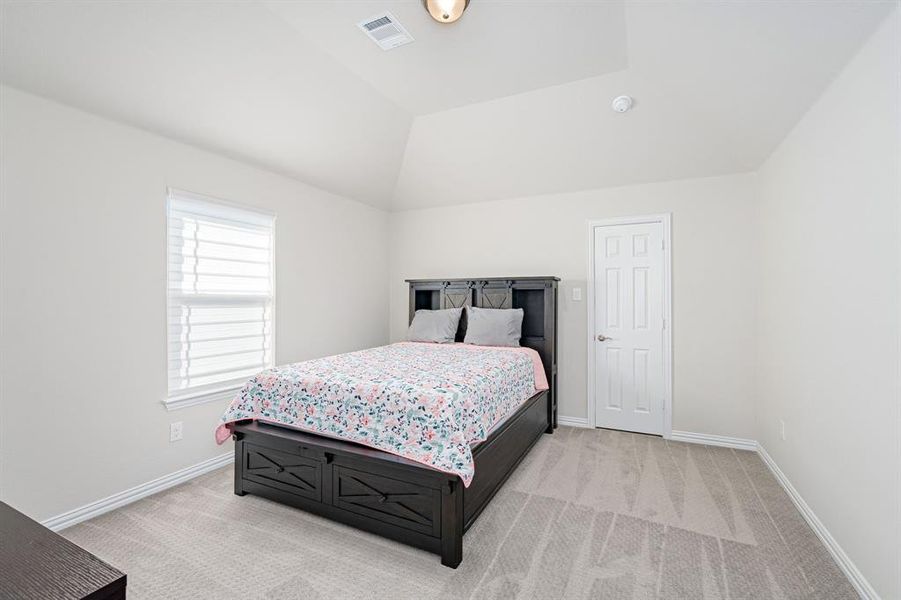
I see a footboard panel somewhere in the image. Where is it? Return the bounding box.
[233,421,453,562]
[332,465,442,537]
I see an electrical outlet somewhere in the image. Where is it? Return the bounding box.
[572,287,582,301]
[780,419,786,441]
[170,421,183,443]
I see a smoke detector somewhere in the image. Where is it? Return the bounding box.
[358,12,414,51]
[611,96,633,113]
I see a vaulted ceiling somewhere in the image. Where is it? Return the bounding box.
[1,1,893,210]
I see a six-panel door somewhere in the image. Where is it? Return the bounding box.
[593,222,665,435]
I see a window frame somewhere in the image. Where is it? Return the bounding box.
[163,188,276,411]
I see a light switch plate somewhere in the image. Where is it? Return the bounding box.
[572,287,582,301]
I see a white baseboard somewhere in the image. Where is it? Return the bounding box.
[42,452,233,532]
[757,445,878,600]
[669,430,758,451]
[558,416,591,428]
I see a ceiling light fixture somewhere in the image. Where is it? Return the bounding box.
[423,0,469,24]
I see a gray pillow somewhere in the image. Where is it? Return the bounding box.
[407,307,463,343]
[463,306,523,347]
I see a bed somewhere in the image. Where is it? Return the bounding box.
[220,276,558,567]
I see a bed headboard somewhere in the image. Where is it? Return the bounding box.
[406,277,560,429]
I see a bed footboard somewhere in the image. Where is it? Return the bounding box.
[231,389,549,568]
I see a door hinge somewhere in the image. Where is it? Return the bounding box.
[661,240,665,250]
[662,318,666,329]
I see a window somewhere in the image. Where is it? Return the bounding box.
[166,189,275,409]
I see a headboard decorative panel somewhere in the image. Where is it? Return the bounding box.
[406,276,560,429]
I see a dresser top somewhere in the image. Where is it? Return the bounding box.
[0,502,126,599]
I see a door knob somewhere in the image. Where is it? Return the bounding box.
[597,334,611,342]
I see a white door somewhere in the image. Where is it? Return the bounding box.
[593,221,666,435]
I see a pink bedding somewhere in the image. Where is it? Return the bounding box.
[215,342,547,486]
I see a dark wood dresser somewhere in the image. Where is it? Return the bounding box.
[0,502,126,599]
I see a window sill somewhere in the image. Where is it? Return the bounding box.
[163,385,241,411]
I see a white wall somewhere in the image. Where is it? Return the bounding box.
[756,10,900,599]
[0,86,389,521]
[388,173,758,439]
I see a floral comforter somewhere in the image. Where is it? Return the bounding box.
[215,342,547,486]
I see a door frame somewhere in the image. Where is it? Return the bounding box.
[586,214,673,438]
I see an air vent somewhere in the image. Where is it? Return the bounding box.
[358,12,414,51]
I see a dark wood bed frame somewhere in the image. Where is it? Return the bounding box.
[231,276,558,567]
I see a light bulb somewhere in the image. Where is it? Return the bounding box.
[423,0,469,23]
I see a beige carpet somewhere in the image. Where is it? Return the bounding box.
[62,427,856,599]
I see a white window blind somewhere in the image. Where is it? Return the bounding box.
[166,189,275,407]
